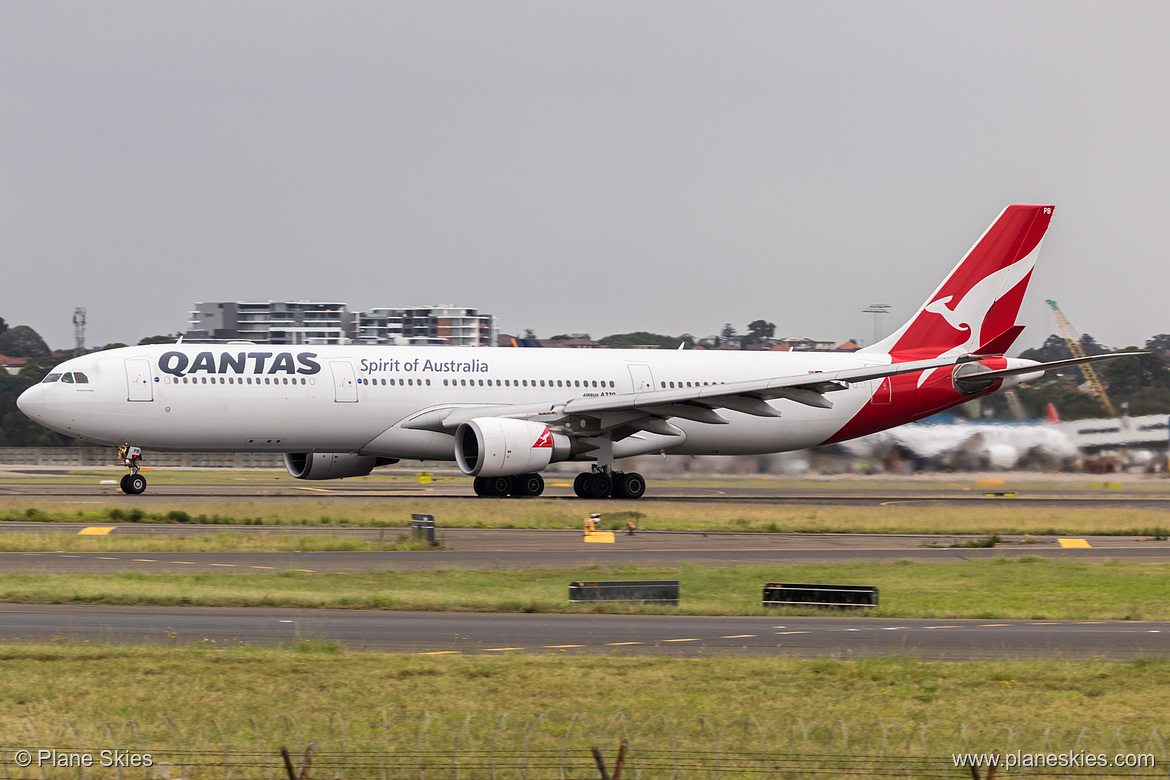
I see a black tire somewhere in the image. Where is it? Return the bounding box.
[618,472,646,499]
[473,477,489,497]
[586,474,612,499]
[125,474,147,495]
[573,472,590,498]
[512,473,544,497]
[488,475,513,496]
[119,474,131,493]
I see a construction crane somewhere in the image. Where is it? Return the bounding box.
[1045,299,1116,417]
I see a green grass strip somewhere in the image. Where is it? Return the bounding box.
[2,558,1169,620]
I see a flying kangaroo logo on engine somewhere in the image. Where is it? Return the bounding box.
[532,428,553,448]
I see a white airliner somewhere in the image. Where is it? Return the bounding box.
[18,205,1132,498]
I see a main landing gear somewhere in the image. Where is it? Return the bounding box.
[573,469,646,500]
[472,473,545,497]
[117,445,147,495]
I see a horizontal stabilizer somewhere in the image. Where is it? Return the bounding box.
[968,352,1142,382]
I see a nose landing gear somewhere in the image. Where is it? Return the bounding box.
[117,445,147,495]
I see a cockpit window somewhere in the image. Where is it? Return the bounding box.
[42,373,63,384]
[61,373,75,384]
[73,372,89,384]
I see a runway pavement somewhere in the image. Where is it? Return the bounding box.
[0,604,1165,660]
[2,527,1170,573]
[4,470,1170,507]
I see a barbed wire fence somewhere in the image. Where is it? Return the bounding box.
[2,713,1167,778]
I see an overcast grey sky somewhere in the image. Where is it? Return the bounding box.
[2,2,1168,352]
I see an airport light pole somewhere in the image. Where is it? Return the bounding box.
[862,304,890,347]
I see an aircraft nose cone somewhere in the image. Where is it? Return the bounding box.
[16,384,44,419]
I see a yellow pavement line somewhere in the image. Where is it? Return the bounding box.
[1077,621,1107,624]
[251,566,275,569]
[662,638,701,643]
[418,651,461,655]
[722,635,756,638]
[78,527,116,536]
[96,557,119,560]
[295,487,335,493]
[1030,622,1060,625]
[775,631,809,635]
[133,559,157,562]
[606,642,644,646]
[925,626,962,629]
[170,561,196,565]
[1058,538,1092,548]
[295,569,316,573]
[544,645,582,649]
[209,563,235,567]
[980,624,1010,627]
[483,648,525,652]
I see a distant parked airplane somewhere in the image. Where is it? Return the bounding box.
[18,205,1135,498]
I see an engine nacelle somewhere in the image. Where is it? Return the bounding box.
[283,452,397,480]
[454,418,574,477]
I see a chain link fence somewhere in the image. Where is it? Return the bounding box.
[1,713,1166,778]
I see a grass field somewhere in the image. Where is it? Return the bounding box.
[1,558,1168,620]
[0,531,435,553]
[0,646,1167,761]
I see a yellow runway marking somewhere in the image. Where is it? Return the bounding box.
[251,566,275,569]
[722,635,756,639]
[544,645,582,649]
[59,555,78,558]
[418,651,461,655]
[925,626,961,629]
[484,648,524,652]
[78,527,116,536]
[663,638,700,643]
[980,624,1010,627]
[170,561,196,565]
[295,487,336,493]
[96,557,119,560]
[295,569,316,573]
[1030,622,1060,625]
[1077,621,1107,624]
[209,563,235,567]
[606,642,644,646]
[775,631,809,635]
[133,559,157,562]
[1058,538,1092,548]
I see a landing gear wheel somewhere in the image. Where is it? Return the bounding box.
[487,475,513,497]
[124,474,147,495]
[573,472,590,498]
[511,473,544,497]
[585,473,612,499]
[119,474,131,493]
[612,472,646,499]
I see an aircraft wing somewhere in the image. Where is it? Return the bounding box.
[412,356,964,436]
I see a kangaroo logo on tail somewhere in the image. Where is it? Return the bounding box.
[862,205,1053,362]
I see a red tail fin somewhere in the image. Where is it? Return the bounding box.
[861,205,1054,360]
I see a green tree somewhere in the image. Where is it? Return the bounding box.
[746,320,776,340]
[139,334,179,345]
[0,326,50,358]
[0,316,8,337]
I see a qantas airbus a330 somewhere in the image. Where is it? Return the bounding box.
[18,205,1131,498]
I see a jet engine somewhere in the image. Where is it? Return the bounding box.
[454,418,575,477]
[283,452,398,480]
